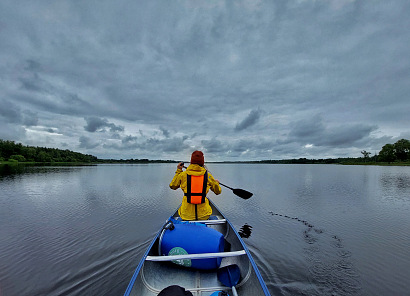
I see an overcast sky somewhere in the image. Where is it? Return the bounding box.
[1,0,409,161]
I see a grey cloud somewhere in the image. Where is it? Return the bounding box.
[235,109,261,132]
[84,117,124,133]
[19,61,53,94]
[25,60,42,72]
[122,135,138,144]
[19,76,44,93]
[84,117,108,132]
[160,126,170,138]
[231,140,253,153]
[317,124,378,148]
[0,99,38,126]
[202,138,226,153]
[289,114,326,139]
[22,110,38,126]
[79,136,100,149]
[18,60,44,92]
[289,115,378,148]
[13,60,96,118]
[0,0,409,160]
[223,138,276,158]
[145,137,189,153]
[104,135,189,154]
[110,133,122,140]
[0,121,27,142]
[0,99,22,124]
[109,124,125,133]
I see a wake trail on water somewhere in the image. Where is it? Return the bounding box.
[268,211,362,296]
[31,240,151,296]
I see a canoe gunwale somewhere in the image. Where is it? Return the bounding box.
[124,199,272,296]
[123,208,179,296]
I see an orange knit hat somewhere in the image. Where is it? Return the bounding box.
[190,150,204,166]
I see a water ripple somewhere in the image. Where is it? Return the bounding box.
[32,240,151,296]
[269,212,362,296]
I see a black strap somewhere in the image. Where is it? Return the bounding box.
[185,171,208,204]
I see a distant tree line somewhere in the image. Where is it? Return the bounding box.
[98,158,175,164]
[254,138,410,165]
[0,139,98,163]
[250,158,354,164]
[1,138,409,165]
[0,139,175,164]
[377,139,410,162]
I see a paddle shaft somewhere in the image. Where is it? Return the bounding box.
[219,182,233,190]
[227,266,239,296]
[181,165,252,199]
[231,286,238,296]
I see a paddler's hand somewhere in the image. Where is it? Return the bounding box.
[177,162,184,170]
[215,179,220,184]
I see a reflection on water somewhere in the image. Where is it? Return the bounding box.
[0,163,26,176]
[0,163,96,179]
[238,223,253,239]
[0,164,178,296]
[1,164,410,296]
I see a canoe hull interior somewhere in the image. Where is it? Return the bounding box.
[125,200,271,296]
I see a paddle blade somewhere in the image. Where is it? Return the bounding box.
[232,188,253,199]
[217,264,240,287]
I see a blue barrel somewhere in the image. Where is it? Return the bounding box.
[160,223,224,270]
[210,292,230,296]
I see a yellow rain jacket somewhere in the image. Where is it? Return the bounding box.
[169,164,222,220]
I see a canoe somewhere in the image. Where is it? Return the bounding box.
[124,199,271,296]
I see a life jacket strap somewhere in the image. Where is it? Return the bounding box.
[185,171,208,204]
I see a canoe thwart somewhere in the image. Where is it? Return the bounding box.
[146,250,246,262]
[186,219,227,225]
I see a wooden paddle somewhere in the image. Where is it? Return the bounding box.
[181,165,253,199]
[217,264,240,296]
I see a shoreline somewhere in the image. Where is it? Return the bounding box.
[1,161,409,166]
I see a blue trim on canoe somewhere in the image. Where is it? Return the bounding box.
[124,201,272,296]
[210,200,272,296]
[123,226,163,296]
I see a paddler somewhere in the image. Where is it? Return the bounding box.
[169,150,221,220]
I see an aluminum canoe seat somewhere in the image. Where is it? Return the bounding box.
[146,250,246,262]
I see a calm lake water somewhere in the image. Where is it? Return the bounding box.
[0,163,409,296]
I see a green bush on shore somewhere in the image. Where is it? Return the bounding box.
[0,139,98,163]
